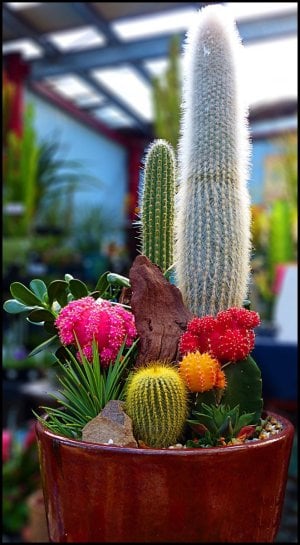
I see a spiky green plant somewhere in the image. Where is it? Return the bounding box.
[175,5,251,316]
[125,362,188,448]
[187,403,256,447]
[140,139,176,273]
[34,339,139,439]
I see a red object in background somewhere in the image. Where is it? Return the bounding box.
[273,264,288,295]
[36,411,294,543]
[127,144,144,222]
[2,429,12,462]
[4,53,30,137]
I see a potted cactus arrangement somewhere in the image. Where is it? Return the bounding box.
[3,5,294,543]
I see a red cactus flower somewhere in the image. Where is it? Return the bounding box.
[216,307,260,329]
[179,331,200,355]
[179,307,260,363]
[211,328,255,363]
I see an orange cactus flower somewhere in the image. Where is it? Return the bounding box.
[178,351,225,393]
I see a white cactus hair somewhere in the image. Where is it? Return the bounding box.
[175,4,252,316]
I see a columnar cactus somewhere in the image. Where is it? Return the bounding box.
[125,362,188,447]
[175,5,251,316]
[140,139,176,272]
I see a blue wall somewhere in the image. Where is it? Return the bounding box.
[249,139,278,205]
[25,88,128,246]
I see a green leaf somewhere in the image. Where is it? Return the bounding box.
[3,299,37,314]
[28,335,58,357]
[10,282,43,306]
[194,390,217,413]
[47,280,68,306]
[68,279,89,299]
[107,273,131,288]
[28,309,55,322]
[44,321,58,335]
[95,272,110,295]
[235,412,256,433]
[89,291,100,299]
[29,279,48,301]
[64,274,74,282]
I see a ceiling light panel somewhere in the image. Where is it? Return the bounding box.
[6,2,42,9]
[2,38,43,59]
[45,74,105,104]
[112,7,197,41]
[240,36,297,107]
[225,2,297,20]
[46,26,106,52]
[92,106,135,128]
[92,66,153,122]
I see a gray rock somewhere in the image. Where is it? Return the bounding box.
[82,400,138,448]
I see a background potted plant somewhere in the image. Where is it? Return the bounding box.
[3,5,294,543]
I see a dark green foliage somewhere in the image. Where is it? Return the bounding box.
[3,271,133,359]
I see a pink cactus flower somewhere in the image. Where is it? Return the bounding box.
[55,297,137,367]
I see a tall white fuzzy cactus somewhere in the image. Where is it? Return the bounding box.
[175,5,251,317]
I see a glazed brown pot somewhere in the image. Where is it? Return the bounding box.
[36,411,294,543]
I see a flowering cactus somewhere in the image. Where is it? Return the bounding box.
[179,307,260,363]
[178,352,226,393]
[55,296,137,366]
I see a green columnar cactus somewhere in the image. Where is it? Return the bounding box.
[125,362,188,448]
[140,139,176,273]
[175,5,251,316]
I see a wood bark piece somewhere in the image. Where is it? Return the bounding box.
[129,255,193,366]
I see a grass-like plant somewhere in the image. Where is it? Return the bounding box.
[34,338,139,439]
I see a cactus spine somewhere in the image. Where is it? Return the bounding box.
[175,5,251,316]
[140,139,176,272]
[125,362,188,448]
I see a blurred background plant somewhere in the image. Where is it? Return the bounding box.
[249,132,297,323]
[152,35,181,150]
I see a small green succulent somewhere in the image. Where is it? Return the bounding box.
[187,403,256,447]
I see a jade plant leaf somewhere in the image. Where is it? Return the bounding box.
[27,309,56,323]
[47,280,68,307]
[10,282,43,307]
[68,279,89,299]
[3,299,37,314]
[107,273,131,288]
[29,279,48,301]
[95,272,110,295]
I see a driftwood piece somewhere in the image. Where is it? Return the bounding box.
[129,255,193,366]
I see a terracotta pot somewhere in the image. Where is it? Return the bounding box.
[36,411,294,543]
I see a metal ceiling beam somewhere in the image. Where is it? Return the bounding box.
[70,2,153,85]
[3,4,150,135]
[29,10,297,80]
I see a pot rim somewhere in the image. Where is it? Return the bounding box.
[35,410,294,457]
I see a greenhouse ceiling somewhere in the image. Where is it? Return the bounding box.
[2,2,298,137]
